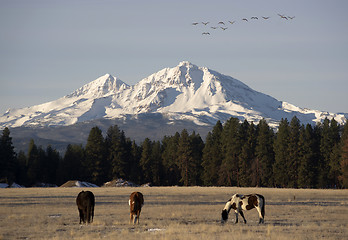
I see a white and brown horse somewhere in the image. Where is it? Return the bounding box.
[129,191,144,224]
[221,193,265,224]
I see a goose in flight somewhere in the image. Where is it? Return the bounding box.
[211,26,217,29]
[288,16,295,19]
[192,22,199,25]
[221,27,228,30]
[278,14,288,20]
[251,16,258,20]
[202,22,209,25]
[218,21,225,25]
[242,18,248,22]
[202,32,210,35]
[262,16,270,19]
[228,21,235,24]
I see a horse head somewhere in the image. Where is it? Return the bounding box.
[221,209,228,223]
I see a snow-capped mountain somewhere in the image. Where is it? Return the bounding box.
[0,61,346,129]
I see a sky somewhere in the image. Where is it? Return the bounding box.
[0,0,347,114]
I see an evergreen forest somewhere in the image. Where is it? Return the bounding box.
[1,116,348,188]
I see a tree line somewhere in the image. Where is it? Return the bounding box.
[1,116,348,188]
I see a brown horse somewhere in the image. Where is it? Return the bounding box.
[76,191,95,224]
[129,192,144,224]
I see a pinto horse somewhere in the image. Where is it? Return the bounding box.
[76,190,95,224]
[129,192,144,224]
[221,193,265,224]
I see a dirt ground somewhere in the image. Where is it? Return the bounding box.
[0,187,347,239]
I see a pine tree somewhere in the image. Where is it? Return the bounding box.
[84,126,107,185]
[254,119,274,187]
[219,118,241,186]
[273,118,290,187]
[129,141,142,184]
[16,151,27,185]
[0,127,17,184]
[287,116,301,188]
[238,121,256,187]
[189,131,204,185]
[26,139,40,185]
[202,121,223,186]
[328,119,342,187]
[340,136,348,188]
[339,123,348,188]
[36,146,46,183]
[43,145,60,184]
[105,125,127,180]
[177,129,193,186]
[58,144,85,185]
[140,138,153,184]
[150,141,163,186]
[161,133,180,186]
[318,118,340,187]
[297,124,317,188]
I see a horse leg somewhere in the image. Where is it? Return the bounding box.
[83,208,88,224]
[256,207,264,224]
[130,213,133,224]
[239,210,247,224]
[234,210,239,224]
[137,211,141,224]
[78,209,83,224]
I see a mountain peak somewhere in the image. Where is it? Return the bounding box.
[67,74,129,98]
[0,62,346,129]
[178,61,195,67]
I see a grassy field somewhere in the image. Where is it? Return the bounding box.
[0,187,347,239]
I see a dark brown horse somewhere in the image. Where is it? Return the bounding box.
[129,192,144,224]
[76,191,95,224]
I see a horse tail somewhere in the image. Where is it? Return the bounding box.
[86,200,91,223]
[91,200,95,223]
[257,194,265,218]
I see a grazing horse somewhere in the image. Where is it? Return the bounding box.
[221,193,265,224]
[76,191,95,224]
[129,192,144,224]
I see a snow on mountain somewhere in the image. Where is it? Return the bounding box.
[0,61,346,129]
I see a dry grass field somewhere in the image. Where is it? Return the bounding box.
[0,187,347,240]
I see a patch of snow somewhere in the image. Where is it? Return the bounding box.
[0,183,9,188]
[147,228,165,232]
[0,182,25,188]
[103,178,139,187]
[75,181,99,188]
[60,180,99,188]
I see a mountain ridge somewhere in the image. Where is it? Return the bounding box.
[0,61,346,130]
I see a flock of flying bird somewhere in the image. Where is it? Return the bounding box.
[192,14,295,35]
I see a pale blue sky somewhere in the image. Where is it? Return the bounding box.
[1,0,347,114]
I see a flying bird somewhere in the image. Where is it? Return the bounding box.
[262,16,270,19]
[202,32,210,35]
[242,18,248,22]
[211,26,217,29]
[192,22,199,25]
[202,22,209,25]
[278,14,288,20]
[288,16,295,19]
[251,16,258,20]
[228,21,235,24]
[221,27,228,30]
[218,21,225,25]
